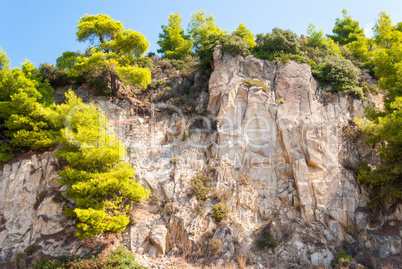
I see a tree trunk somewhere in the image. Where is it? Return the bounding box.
[110,71,118,96]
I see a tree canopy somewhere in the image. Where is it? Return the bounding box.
[0,48,56,158]
[232,23,256,48]
[328,9,365,45]
[253,28,301,57]
[372,12,402,108]
[56,92,149,239]
[188,10,226,49]
[157,13,193,59]
[356,97,402,206]
[71,14,151,95]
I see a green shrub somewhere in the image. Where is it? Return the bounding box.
[361,82,379,94]
[211,204,230,222]
[0,143,13,163]
[190,175,210,201]
[38,63,69,87]
[0,58,59,154]
[55,91,149,239]
[34,190,47,210]
[241,78,268,92]
[133,57,155,69]
[147,79,165,89]
[168,59,188,70]
[334,250,354,264]
[356,97,402,208]
[24,245,37,256]
[256,225,277,249]
[32,247,146,269]
[89,77,111,95]
[197,34,250,76]
[253,28,301,56]
[315,55,362,97]
[209,238,223,254]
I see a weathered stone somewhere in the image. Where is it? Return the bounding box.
[0,152,102,261]
[1,47,398,267]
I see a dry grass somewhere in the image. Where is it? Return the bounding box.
[236,255,247,269]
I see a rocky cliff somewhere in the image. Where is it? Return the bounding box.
[0,46,400,268]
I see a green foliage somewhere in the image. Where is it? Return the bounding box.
[314,54,362,97]
[241,78,268,92]
[32,247,146,269]
[356,97,402,207]
[360,81,379,94]
[55,91,149,239]
[253,28,301,57]
[34,190,47,210]
[56,51,82,71]
[344,35,376,73]
[251,25,363,97]
[38,63,69,87]
[117,65,152,89]
[328,9,365,45]
[209,238,223,254]
[0,46,9,70]
[157,13,193,60]
[0,50,59,153]
[352,13,402,209]
[133,56,155,69]
[190,175,210,201]
[147,79,164,89]
[197,34,250,76]
[0,143,13,163]
[334,250,354,264]
[372,12,402,109]
[232,23,256,48]
[89,77,111,95]
[188,10,226,49]
[76,14,123,45]
[211,203,230,222]
[305,23,343,57]
[24,245,37,256]
[256,224,277,249]
[70,14,151,95]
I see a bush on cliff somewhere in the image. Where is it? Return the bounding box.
[252,28,301,58]
[0,48,58,158]
[356,98,402,207]
[32,246,146,269]
[56,91,149,239]
[197,33,250,76]
[211,203,230,222]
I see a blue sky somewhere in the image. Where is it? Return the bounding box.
[1,0,401,68]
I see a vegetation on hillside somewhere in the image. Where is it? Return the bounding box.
[0,14,151,239]
[0,8,401,244]
[32,247,146,269]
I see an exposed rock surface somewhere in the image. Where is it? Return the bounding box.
[0,46,400,268]
[0,152,109,266]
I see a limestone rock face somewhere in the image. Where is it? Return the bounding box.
[1,47,399,267]
[0,152,105,263]
[93,47,397,265]
[207,48,366,232]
